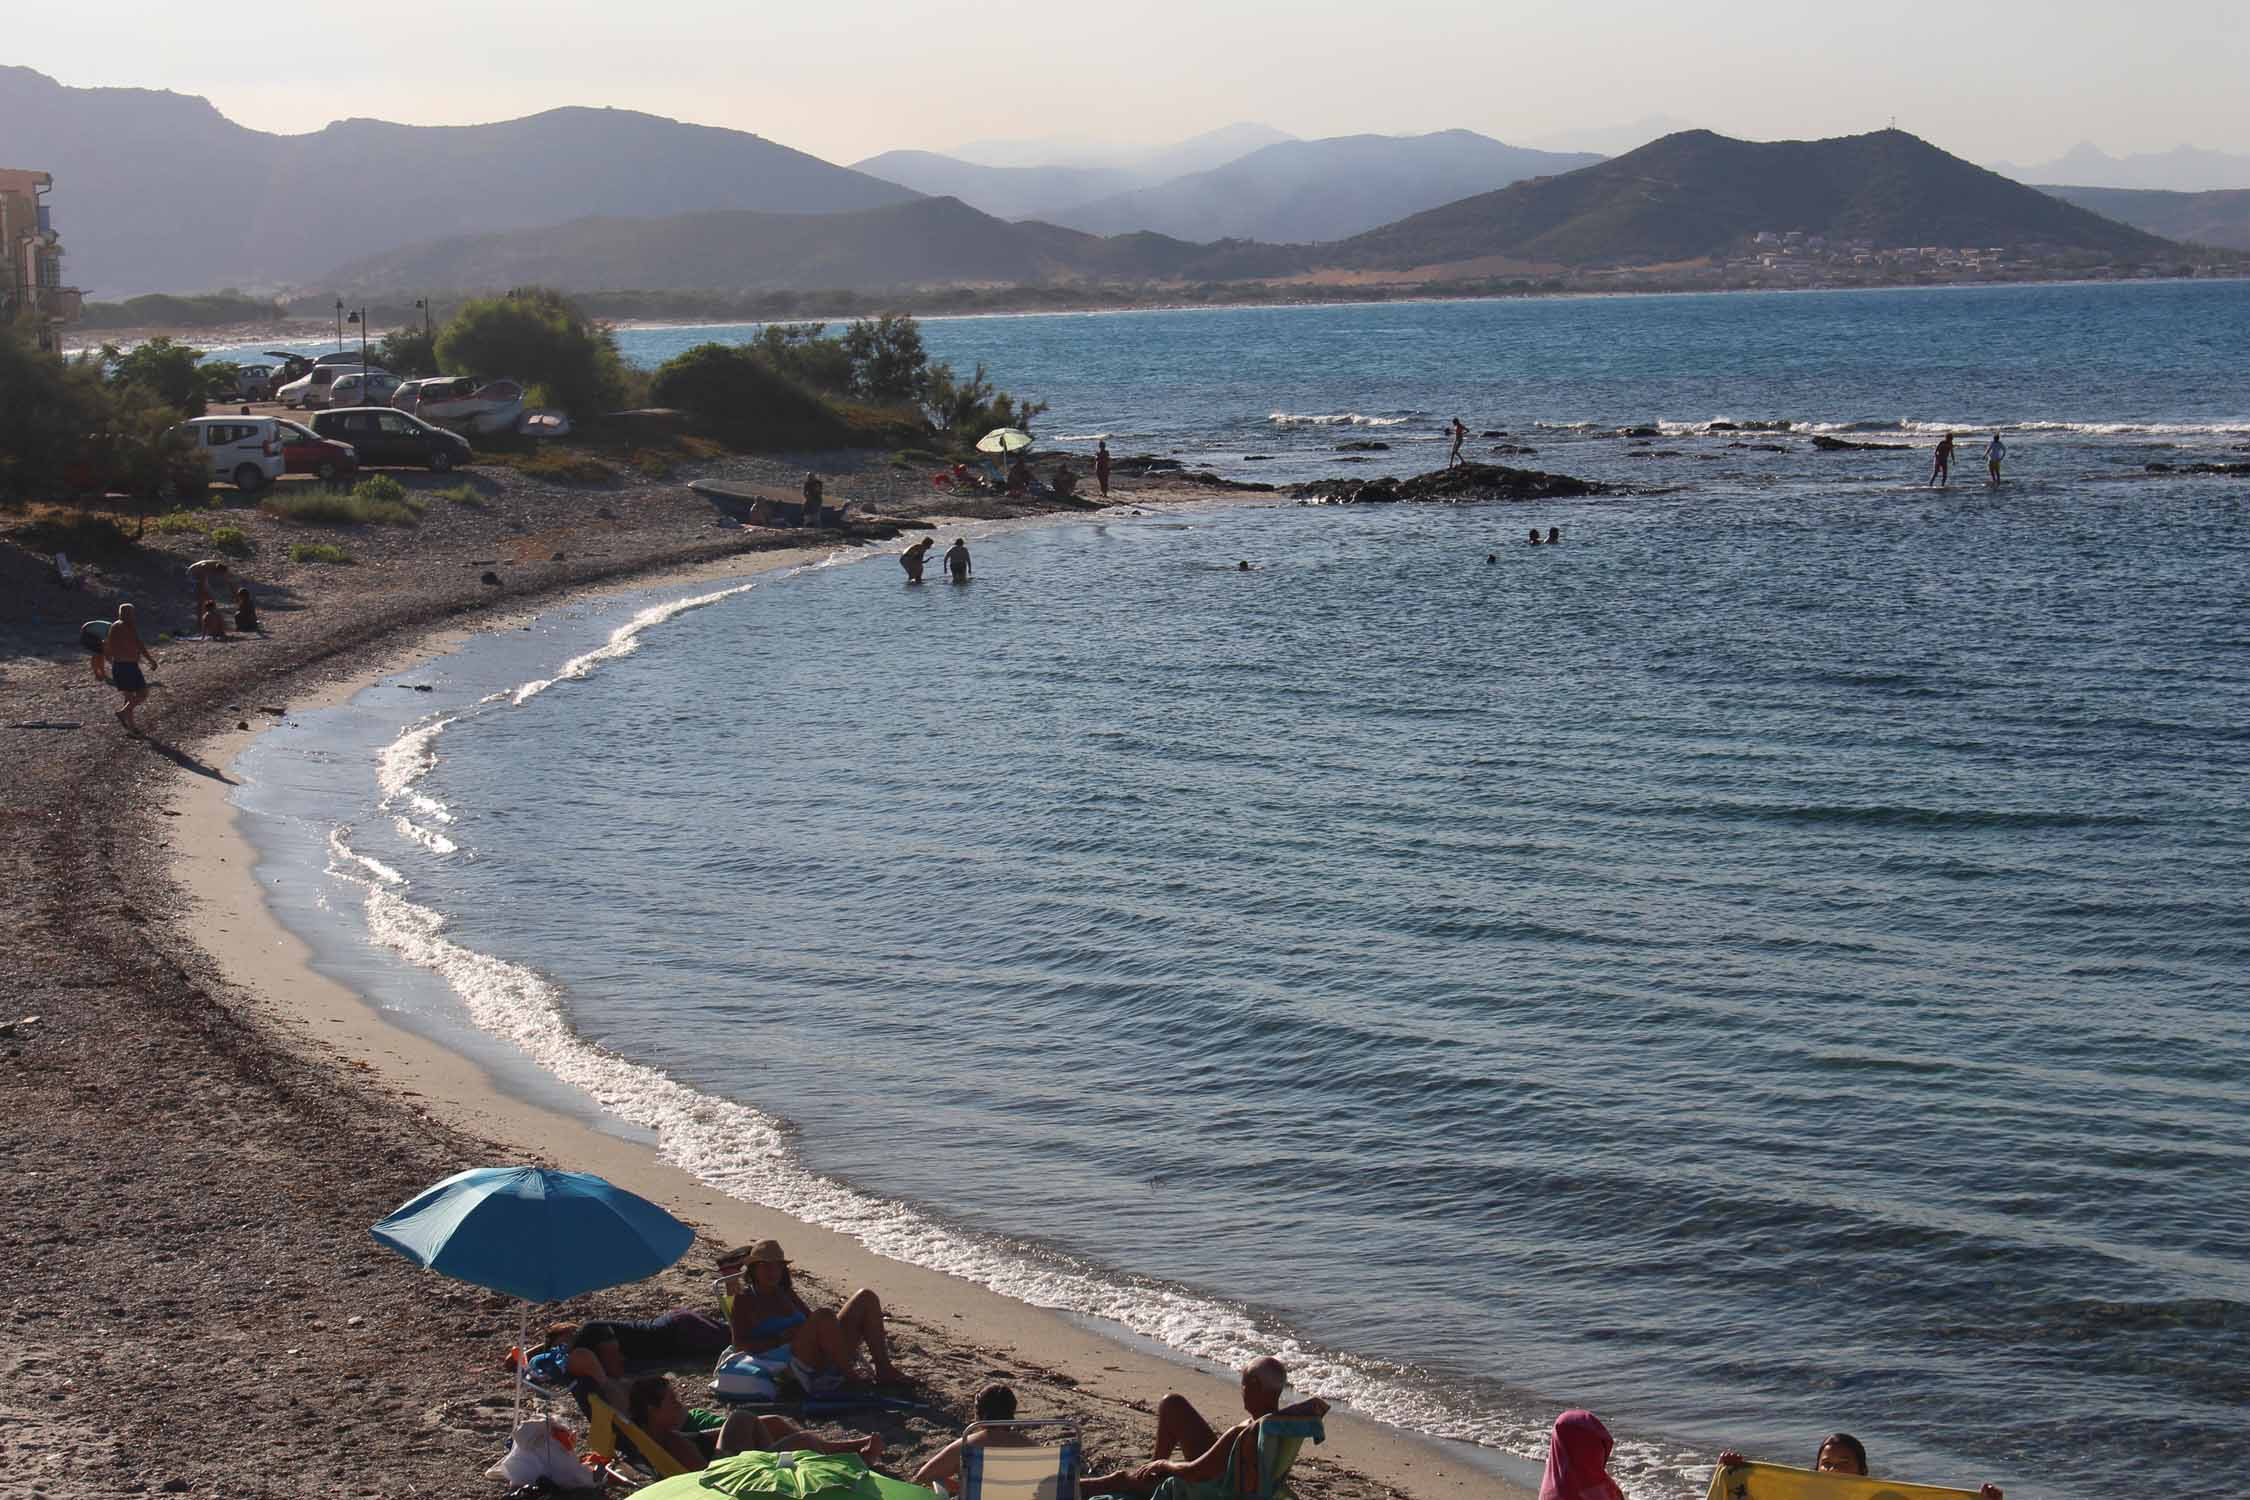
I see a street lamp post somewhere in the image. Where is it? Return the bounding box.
[334,297,344,352]
[416,297,431,341]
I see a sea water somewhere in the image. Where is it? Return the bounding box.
[233,283,2250,1500]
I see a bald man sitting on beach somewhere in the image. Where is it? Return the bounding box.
[1081,1357,1328,1496]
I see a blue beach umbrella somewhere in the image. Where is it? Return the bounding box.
[372,1165,695,1301]
[372,1165,696,1424]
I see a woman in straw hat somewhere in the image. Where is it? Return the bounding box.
[717,1240,908,1390]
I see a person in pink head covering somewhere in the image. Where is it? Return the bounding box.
[1540,1410,1626,1500]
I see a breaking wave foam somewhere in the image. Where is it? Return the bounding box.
[324,559,1694,1494]
[1268,412,1413,427]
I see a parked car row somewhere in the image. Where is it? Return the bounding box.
[161,405,468,490]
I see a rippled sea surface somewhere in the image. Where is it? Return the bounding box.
[246,285,2250,1500]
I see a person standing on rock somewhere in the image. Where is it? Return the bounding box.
[103,602,159,736]
[1095,440,1113,498]
[1449,418,1468,468]
[1929,433,1955,489]
[801,471,824,528]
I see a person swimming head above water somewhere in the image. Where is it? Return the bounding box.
[1237,560,1250,571]
[1527,528,1542,546]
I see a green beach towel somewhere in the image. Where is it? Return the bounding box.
[632,1450,934,1500]
[1151,1415,1325,1500]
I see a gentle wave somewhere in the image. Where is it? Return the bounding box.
[1268,411,1414,427]
[340,573,1697,1497]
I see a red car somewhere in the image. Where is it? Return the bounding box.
[274,418,359,481]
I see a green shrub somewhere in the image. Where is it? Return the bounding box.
[17,510,134,559]
[431,483,485,507]
[264,489,420,525]
[626,448,675,479]
[289,542,352,564]
[435,287,626,418]
[507,448,616,484]
[648,344,851,451]
[351,474,409,506]
[207,525,254,557]
[148,510,210,536]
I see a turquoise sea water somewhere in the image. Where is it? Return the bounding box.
[236,283,2250,1499]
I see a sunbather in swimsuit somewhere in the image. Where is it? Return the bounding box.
[718,1240,906,1390]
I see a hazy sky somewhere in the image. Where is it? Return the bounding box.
[15,0,2249,166]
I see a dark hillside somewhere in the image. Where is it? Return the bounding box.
[1336,129,2173,269]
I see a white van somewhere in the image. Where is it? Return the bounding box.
[277,362,388,410]
[174,415,288,492]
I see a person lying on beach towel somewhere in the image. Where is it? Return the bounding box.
[1080,1357,1327,1497]
[628,1376,885,1473]
[1716,1432,2002,1498]
[718,1240,908,1391]
[545,1309,732,1383]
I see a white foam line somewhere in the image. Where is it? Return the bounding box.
[512,581,763,707]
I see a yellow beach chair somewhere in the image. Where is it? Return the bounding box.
[1705,1461,1979,1500]
[586,1388,691,1482]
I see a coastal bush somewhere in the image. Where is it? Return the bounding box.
[435,287,627,419]
[264,488,421,525]
[431,483,485,507]
[147,509,210,537]
[648,344,851,451]
[920,360,1048,443]
[747,323,854,394]
[508,449,617,484]
[289,542,352,564]
[374,328,439,378]
[840,314,927,402]
[351,474,410,507]
[101,336,209,419]
[207,525,254,557]
[16,509,134,559]
[75,290,278,331]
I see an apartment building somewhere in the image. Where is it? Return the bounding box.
[0,168,83,351]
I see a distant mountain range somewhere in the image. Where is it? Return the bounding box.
[1992,142,2250,192]
[846,152,1141,222]
[861,130,1600,243]
[1043,131,1603,244]
[2039,185,2250,250]
[327,130,2188,297]
[324,196,1310,294]
[945,122,1295,176]
[1331,129,2170,272]
[0,66,917,295]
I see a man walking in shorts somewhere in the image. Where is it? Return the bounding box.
[1985,432,2006,486]
[1929,432,1955,488]
[103,602,159,735]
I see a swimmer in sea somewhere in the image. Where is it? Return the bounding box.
[1527,528,1542,546]
[1237,560,1250,572]
[945,538,972,583]
[1930,432,1955,488]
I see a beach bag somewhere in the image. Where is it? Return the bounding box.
[525,1345,573,1387]
[486,1418,602,1490]
[713,1347,787,1404]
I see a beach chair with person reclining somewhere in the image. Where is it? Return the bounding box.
[1151,1414,1325,1500]
[950,1419,1082,1500]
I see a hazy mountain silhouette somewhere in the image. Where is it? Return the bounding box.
[1046,131,1603,243]
[947,122,1295,176]
[848,151,1141,221]
[0,66,918,295]
[323,196,1310,294]
[2040,185,2250,249]
[1333,129,2174,270]
[1525,114,1699,156]
[1991,141,2250,192]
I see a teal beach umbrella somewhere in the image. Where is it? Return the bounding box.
[372,1165,696,1424]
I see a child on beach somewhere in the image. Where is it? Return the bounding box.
[912,1385,1033,1495]
[1538,1410,1624,1500]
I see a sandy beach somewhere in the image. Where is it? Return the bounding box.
[0,454,1531,1499]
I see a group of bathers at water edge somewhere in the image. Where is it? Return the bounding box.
[899,536,973,584]
[78,558,262,736]
[516,1239,2005,1497]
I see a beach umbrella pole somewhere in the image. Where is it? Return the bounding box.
[514,1303,528,1430]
